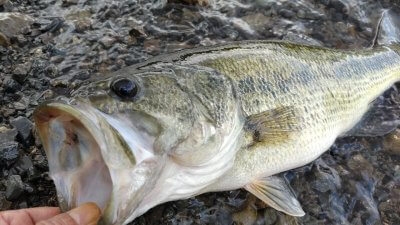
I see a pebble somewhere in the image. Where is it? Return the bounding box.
[279,9,295,18]
[12,62,32,83]
[99,36,116,49]
[18,155,34,171]
[3,77,22,93]
[0,126,17,142]
[10,116,33,145]
[18,201,28,208]
[5,175,24,200]
[0,13,34,39]
[0,0,8,6]
[383,130,400,155]
[0,194,12,210]
[62,0,78,7]
[143,39,160,54]
[33,154,47,169]
[0,32,10,47]
[0,141,19,167]
[241,13,270,31]
[172,0,209,6]
[44,64,59,78]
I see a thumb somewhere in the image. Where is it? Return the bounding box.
[36,203,101,225]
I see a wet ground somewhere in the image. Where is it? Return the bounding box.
[0,0,400,224]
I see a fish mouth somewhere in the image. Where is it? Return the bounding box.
[34,102,114,213]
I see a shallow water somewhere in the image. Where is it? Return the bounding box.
[0,0,400,224]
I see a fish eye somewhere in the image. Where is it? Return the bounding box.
[111,78,138,99]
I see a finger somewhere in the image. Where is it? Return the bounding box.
[36,203,101,225]
[0,207,60,225]
[23,207,61,223]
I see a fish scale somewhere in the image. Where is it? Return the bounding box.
[173,41,400,191]
[34,41,400,224]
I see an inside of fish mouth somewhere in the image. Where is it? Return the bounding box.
[35,108,112,212]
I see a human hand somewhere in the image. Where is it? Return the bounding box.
[0,202,101,225]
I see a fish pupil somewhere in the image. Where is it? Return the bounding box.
[112,78,138,98]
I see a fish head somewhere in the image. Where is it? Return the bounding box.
[34,66,240,224]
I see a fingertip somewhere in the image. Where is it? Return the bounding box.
[68,202,101,225]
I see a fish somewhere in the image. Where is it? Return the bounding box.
[33,39,400,224]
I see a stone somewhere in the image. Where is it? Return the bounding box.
[33,154,47,169]
[0,141,19,167]
[0,126,17,142]
[0,32,10,47]
[5,175,24,200]
[99,36,115,49]
[3,77,21,93]
[12,62,32,83]
[62,0,78,7]
[0,193,12,210]
[0,13,34,39]
[383,129,400,155]
[241,13,270,31]
[19,155,33,171]
[0,0,8,6]
[10,116,33,145]
[169,0,209,6]
[13,34,28,47]
[279,9,295,18]
[143,39,160,54]
[19,201,28,208]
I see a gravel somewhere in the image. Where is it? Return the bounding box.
[0,0,399,225]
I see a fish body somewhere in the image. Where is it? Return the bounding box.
[34,41,400,224]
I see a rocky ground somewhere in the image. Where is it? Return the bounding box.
[0,0,399,224]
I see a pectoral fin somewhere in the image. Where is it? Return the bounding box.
[246,106,302,145]
[244,176,305,217]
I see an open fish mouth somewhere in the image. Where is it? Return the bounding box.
[34,102,114,212]
[34,101,159,224]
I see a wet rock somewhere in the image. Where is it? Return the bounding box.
[62,0,78,7]
[44,64,59,78]
[0,13,34,39]
[279,9,295,18]
[99,36,116,49]
[74,19,91,33]
[383,129,400,155]
[232,195,258,225]
[0,0,8,6]
[12,62,32,83]
[33,154,47,169]
[0,194,12,210]
[1,108,16,118]
[12,34,28,47]
[0,126,17,142]
[3,77,22,93]
[18,201,28,208]
[5,175,24,200]
[241,13,270,31]
[10,116,33,145]
[143,39,160,54]
[169,0,209,6]
[0,32,10,47]
[19,155,34,171]
[0,141,19,167]
[263,208,278,225]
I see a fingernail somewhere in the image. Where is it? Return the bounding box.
[68,202,101,225]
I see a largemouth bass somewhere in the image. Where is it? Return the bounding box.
[34,40,400,224]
